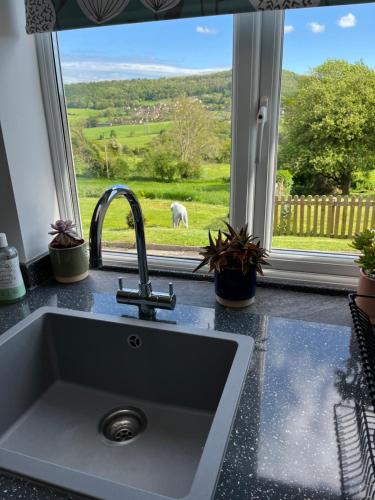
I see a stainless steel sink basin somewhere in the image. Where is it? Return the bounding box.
[0,307,253,500]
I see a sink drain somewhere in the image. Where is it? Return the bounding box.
[99,407,147,444]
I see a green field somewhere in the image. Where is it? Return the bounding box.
[84,121,170,138]
[73,115,368,252]
[69,105,370,255]
[77,165,230,206]
[64,64,375,258]
[76,173,360,254]
[67,108,102,125]
[79,196,227,246]
[77,164,230,247]
[81,121,172,150]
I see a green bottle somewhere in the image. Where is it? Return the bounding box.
[0,233,26,304]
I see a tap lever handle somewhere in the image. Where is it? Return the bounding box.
[118,277,124,291]
[169,282,174,297]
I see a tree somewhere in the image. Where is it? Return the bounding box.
[216,137,231,163]
[176,161,202,179]
[111,157,129,179]
[141,147,177,182]
[279,60,375,195]
[141,141,202,182]
[168,97,218,163]
[70,126,102,177]
[108,137,122,153]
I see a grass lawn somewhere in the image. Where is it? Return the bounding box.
[79,196,227,246]
[77,164,229,247]
[272,235,358,253]
[77,176,358,253]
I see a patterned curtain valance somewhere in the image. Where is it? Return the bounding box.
[25,0,375,34]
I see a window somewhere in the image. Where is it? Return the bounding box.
[37,7,374,283]
[272,4,375,257]
[57,16,233,261]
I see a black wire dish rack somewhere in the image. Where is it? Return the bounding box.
[334,294,375,499]
[335,402,375,499]
[349,294,375,411]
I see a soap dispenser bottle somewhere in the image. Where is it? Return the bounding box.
[0,233,26,304]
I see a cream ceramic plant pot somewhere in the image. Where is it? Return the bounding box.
[49,242,89,283]
[357,269,375,324]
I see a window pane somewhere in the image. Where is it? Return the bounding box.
[58,17,233,259]
[273,4,375,254]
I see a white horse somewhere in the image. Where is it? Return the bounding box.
[171,202,188,229]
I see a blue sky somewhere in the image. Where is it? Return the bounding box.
[59,3,375,83]
[283,3,375,73]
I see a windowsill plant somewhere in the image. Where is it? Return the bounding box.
[48,220,89,283]
[351,229,375,323]
[193,223,269,308]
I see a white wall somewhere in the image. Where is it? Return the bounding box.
[0,125,26,260]
[0,0,59,262]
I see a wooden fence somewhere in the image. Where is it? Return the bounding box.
[273,195,375,238]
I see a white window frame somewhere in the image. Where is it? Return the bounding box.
[35,12,359,287]
[253,12,358,281]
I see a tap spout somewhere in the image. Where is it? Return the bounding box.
[89,184,149,289]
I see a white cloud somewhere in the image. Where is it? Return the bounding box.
[337,13,357,28]
[284,25,294,34]
[307,22,325,33]
[196,25,217,35]
[61,60,230,83]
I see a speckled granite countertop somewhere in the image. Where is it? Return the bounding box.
[0,271,367,499]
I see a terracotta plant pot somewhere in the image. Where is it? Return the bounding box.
[215,267,256,308]
[356,269,375,324]
[49,242,89,283]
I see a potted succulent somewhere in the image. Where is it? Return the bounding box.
[193,223,269,307]
[351,229,375,323]
[49,220,89,283]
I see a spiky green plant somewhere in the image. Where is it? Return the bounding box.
[193,222,269,275]
[351,229,375,278]
[49,220,84,249]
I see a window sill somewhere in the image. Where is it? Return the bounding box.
[102,250,358,294]
[268,249,358,277]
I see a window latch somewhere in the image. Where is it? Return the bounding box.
[255,96,269,166]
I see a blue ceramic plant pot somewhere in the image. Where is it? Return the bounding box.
[214,267,256,308]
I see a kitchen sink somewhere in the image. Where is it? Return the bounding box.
[0,307,253,500]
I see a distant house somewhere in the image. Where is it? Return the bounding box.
[95,122,113,127]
